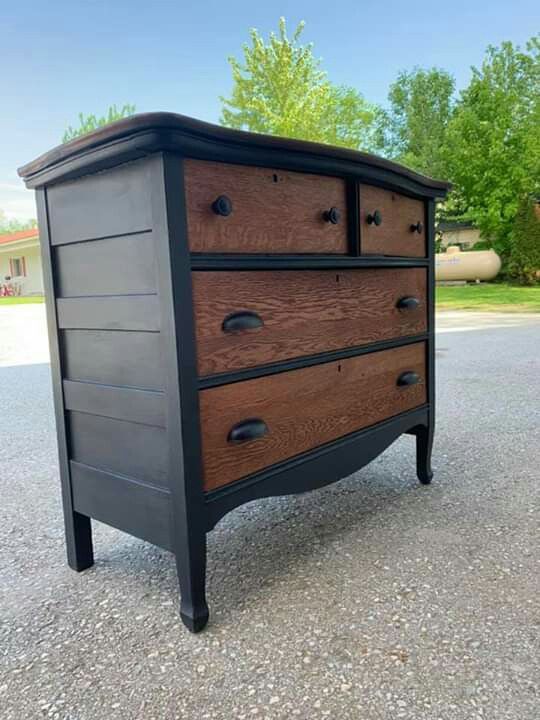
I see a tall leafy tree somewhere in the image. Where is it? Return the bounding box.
[220,18,375,150]
[443,37,540,261]
[374,67,455,178]
[63,104,136,142]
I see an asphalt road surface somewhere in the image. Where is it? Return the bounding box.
[1,305,539,720]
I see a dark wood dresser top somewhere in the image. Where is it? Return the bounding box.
[18,112,450,197]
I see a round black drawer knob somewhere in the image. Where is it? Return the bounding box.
[410,221,423,234]
[367,210,382,226]
[212,195,233,216]
[323,207,341,224]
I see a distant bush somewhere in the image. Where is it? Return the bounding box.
[63,104,136,143]
[508,196,540,285]
[0,210,37,234]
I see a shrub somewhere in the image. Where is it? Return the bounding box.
[470,239,492,251]
[508,196,540,285]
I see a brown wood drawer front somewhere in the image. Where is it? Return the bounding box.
[193,269,427,376]
[360,185,426,257]
[200,342,426,491]
[185,160,348,254]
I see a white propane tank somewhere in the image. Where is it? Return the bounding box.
[435,246,502,282]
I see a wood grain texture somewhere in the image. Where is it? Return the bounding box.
[193,269,427,375]
[199,342,426,490]
[360,185,426,257]
[185,159,348,254]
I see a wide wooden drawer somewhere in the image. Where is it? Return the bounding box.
[199,342,426,491]
[192,268,427,376]
[184,159,348,254]
[360,185,426,257]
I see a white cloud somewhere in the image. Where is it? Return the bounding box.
[0,182,27,192]
[0,177,36,220]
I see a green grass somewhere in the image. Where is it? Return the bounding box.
[436,282,540,312]
[0,296,45,305]
[2,287,539,312]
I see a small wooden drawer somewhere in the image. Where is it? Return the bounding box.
[360,185,426,257]
[199,342,426,490]
[192,268,427,376]
[184,159,348,254]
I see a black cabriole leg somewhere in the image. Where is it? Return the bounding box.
[176,533,209,633]
[416,424,434,485]
[65,511,94,571]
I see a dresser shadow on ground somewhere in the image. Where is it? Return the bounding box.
[98,440,422,623]
[208,462,419,611]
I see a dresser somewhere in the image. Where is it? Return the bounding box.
[19,113,449,632]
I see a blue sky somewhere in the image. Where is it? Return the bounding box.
[2,0,538,220]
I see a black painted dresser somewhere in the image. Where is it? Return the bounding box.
[19,114,449,632]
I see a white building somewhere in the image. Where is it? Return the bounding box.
[0,229,43,295]
[438,221,481,250]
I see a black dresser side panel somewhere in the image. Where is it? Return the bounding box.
[42,158,172,549]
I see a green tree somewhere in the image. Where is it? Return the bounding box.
[63,104,136,143]
[220,18,375,150]
[375,67,455,178]
[443,37,540,263]
[508,195,540,284]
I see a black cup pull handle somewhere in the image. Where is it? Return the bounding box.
[396,296,420,310]
[228,418,269,445]
[397,371,420,387]
[323,207,341,224]
[367,210,382,226]
[410,221,423,234]
[222,310,264,333]
[212,195,233,216]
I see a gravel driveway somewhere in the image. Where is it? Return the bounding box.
[1,304,539,719]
